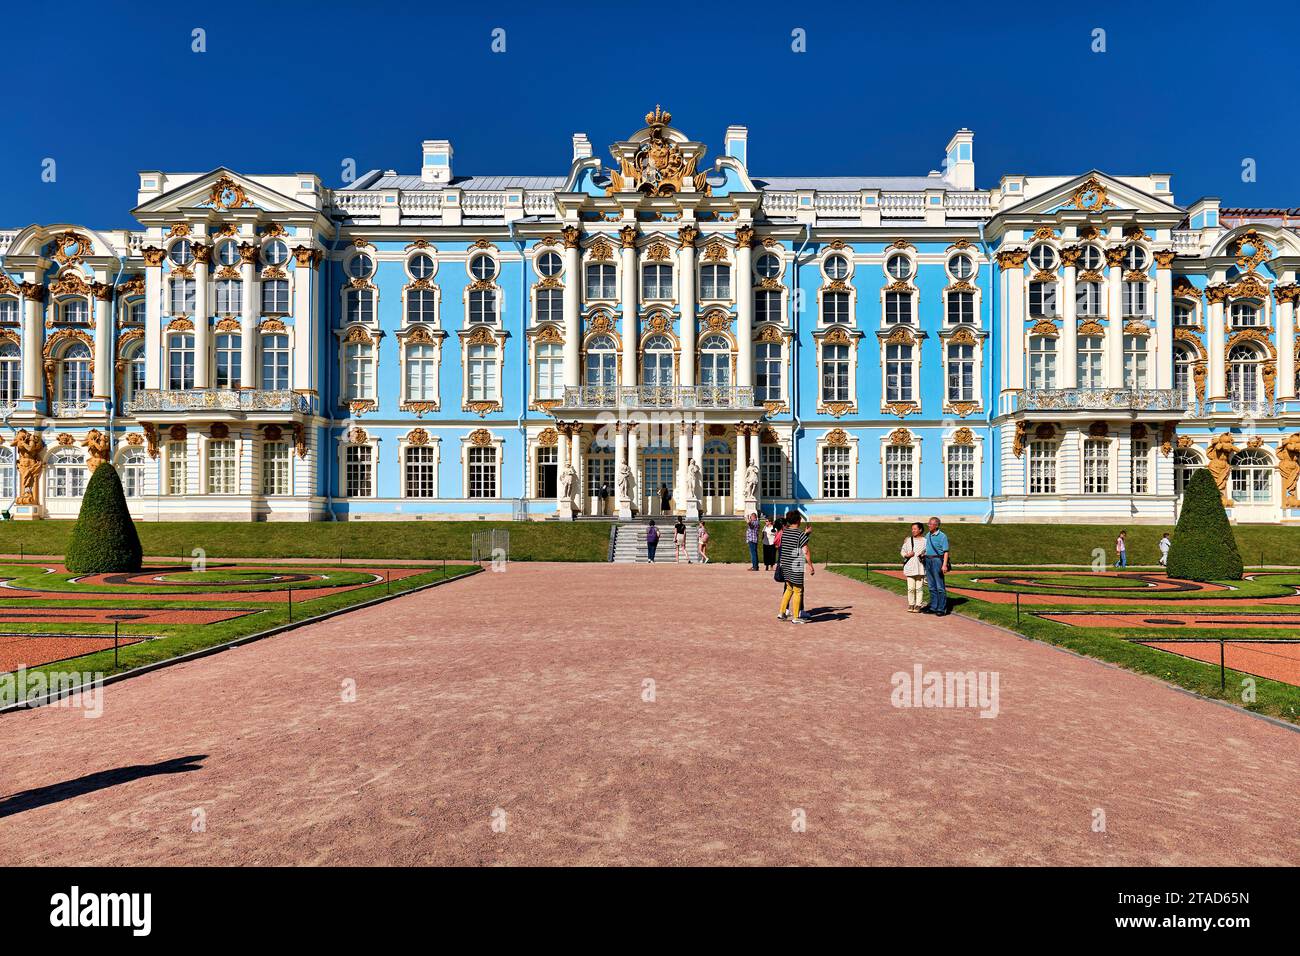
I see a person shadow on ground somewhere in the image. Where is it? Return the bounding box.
[0,754,206,819]
[803,604,852,622]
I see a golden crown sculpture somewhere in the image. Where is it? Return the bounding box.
[645,105,671,127]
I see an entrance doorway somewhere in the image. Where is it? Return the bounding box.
[536,445,558,499]
[586,440,615,516]
[702,438,733,516]
[642,448,675,515]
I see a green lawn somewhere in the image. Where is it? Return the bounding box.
[832,565,1300,726]
[0,519,1295,567]
[5,563,479,702]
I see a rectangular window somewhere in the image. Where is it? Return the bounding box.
[947,444,976,498]
[755,290,782,323]
[700,264,731,299]
[821,343,850,403]
[468,446,497,498]
[1028,337,1057,389]
[947,343,975,402]
[1123,335,1149,388]
[535,288,563,325]
[167,443,188,495]
[1123,281,1148,317]
[821,291,849,325]
[404,445,438,498]
[468,289,496,324]
[885,345,913,403]
[207,439,236,495]
[585,264,616,300]
[262,334,290,390]
[1076,282,1102,317]
[821,445,850,499]
[1083,439,1109,494]
[760,444,783,499]
[468,344,498,402]
[1028,441,1057,494]
[641,264,673,299]
[946,290,974,325]
[1131,439,1149,495]
[169,278,196,315]
[406,289,437,325]
[885,292,912,325]
[262,280,290,315]
[262,441,290,496]
[344,343,375,400]
[884,445,913,498]
[1077,338,1104,389]
[345,444,373,497]
[535,342,563,401]
[1029,281,1058,318]
[215,279,242,314]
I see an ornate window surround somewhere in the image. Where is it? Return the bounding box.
[940,325,985,417]
[697,236,735,306]
[459,324,505,416]
[335,324,381,414]
[460,427,504,500]
[813,324,861,418]
[942,427,982,498]
[397,324,446,415]
[581,309,622,386]
[879,427,921,499]
[399,428,441,499]
[338,426,378,499]
[528,322,566,412]
[875,325,923,418]
[817,427,859,499]
[639,313,679,386]
[638,237,677,305]
[581,235,618,306]
[752,323,791,413]
[463,241,504,328]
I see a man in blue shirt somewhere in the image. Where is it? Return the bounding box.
[922,516,950,615]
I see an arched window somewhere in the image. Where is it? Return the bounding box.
[584,334,617,388]
[168,333,195,390]
[344,340,375,400]
[261,334,289,390]
[700,263,731,299]
[405,341,438,402]
[214,333,241,389]
[48,449,86,498]
[0,342,19,404]
[699,334,731,389]
[1230,449,1271,504]
[215,278,242,315]
[1174,448,1202,495]
[642,334,674,391]
[1228,344,1261,403]
[1028,336,1057,389]
[0,445,14,500]
[121,450,146,497]
[123,341,145,405]
[60,343,92,405]
[885,343,913,402]
[1078,336,1104,389]
[1231,300,1262,327]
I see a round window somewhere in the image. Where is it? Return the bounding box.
[949,254,974,280]
[1029,244,1056,270]
[1125,244,1149,271]
[1079,245,1104,271]
[168,240,192,266]
[470,254,497,281]
[218,242,241,267]
[755,253,782,278]
[536,251,562,277]
[347,253,374,279]
[885,254,912,280]
[263,240,289,266]
[409,253,435,279]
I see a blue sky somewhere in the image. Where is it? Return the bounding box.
[5,1,1296,229]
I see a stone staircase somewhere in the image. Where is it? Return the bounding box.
[611,520,700,563]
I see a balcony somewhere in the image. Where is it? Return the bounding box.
[127,389,312,416]
[559,385,759,411]
[1014,388,1186,413]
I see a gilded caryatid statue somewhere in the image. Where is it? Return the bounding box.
[82,428,111,473]
[1205,433,1236,506]
[12,429,46,506]
[1278,433,1300,508]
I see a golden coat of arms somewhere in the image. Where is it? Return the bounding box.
[607,106,710,198]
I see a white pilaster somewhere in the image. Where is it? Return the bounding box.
[1060,257,1078,389]
[92,286,112,398]
[735,425,749,516]
[1208,295,1226,399]
[144,251,163,389]
[627,424,639,512]
[619,227,637,388]
[1004,255,1026,391]
[736,227,754,388]
[562,230,581,388]
[1106,259,1123,385]
[614,422,627,514]
[1154,259,1173,390]
[679,227,697,387]
[241,253,258,389]
[192,249,210,388]
[21,289,42,400]
[1278,288,1296,400]
[291,250,313,391]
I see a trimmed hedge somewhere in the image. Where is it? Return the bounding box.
[1166,468,1243,581]
[64,463,144,573]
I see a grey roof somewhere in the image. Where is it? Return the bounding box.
[343,172,567,191]
[752,175,948,191]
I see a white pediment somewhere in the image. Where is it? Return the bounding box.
[133,168,318,219]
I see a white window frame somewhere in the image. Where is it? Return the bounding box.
[401,437,442,499]
[880,436,920,499]
[461,433,504,500]
[817,433,859,499]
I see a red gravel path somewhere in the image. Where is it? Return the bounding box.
[1142,640,1300,689]
[0,607,255,627]
[0,634,145,671]
[0,563,1297,866]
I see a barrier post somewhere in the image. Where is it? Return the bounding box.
[288,588,293,623]
[1220,639,1226,691]
[1016,591,1021,626]
[114,621,119,669]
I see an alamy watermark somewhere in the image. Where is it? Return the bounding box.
[0,666,104,717]
[890,663,1000,718]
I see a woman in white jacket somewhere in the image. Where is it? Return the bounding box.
[900,521,928,612]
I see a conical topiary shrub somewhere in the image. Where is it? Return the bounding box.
[64,463,143,574]
[1166,468,1242,581]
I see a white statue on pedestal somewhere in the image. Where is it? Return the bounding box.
[744,461,760,502]
[686,458,702,501]
[558,464,578,506]
[616,462,634,503]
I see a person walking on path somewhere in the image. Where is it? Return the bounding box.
[745,513,760,571]
[597,480,610,517]
[673,515,689,564]
[922,516,950,616]
[777,510,814,624]
[646,520,660,564]
[1115,530,1128,569]
[658,483,670,513]
[901,521,928,612]
[761,517,777,571]
[697,522,711,563]
[1158,532,1171,568]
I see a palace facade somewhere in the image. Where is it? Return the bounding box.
[2,107,1297,523]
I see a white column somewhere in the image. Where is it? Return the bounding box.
[692,425,704,470]
[20,287,42,400]
[619,226,637,388]
[627,423,639,510]
[240,252,258,389]
[571,427,583,508]
[144,249,163,389]
[562,229,581,388]
[1060,252,1078,389]
[1278,288,1296,400]
[1154,256,1173,390]
[192,246,210,388]
[677,422,691,504]
[748,425,760,468]
[1004,252,1026,391]
[735,425,749,515]
[558,423,570,469]
[93,285,112,398]
[1106,256,1124,385]
[613,422,627,512]
[735,226,754,389]
[291,249,312,391]
[1208,292,1226,399]
[679,227,697,387]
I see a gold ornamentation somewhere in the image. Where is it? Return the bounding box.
[1030,226,1057,242]
[469,428,493,446]
[619,225,638,249]
[12,430,45,505]
[678,225,699,247]
[947,401,979,418]
[888,428,912,446]
[293,246,322,268]
[1206,434,1236,506]
[1131,423,1149,441]
[1104,247,1126,268]
[704,310,731,332]
[49,270,92,297]
[825,428,849,447]
[757,324,786,343]
[1173,278,1201,300]
[588,237,613,262]
[215,317,241,332]
[1077,319,1105,337]
[884,326,913,346]
[208,175,252,210]
[166,223,191,239]
[1154,250,1177,269]
[210,423,230,440]
[343,326,374,344]
[1193,361,1207,405]
[821,402,853,418]
[292,422,307,459]
[1058,246,1082,267]
[702,238,728,262]
[126,433,144,447]
[142,424,159,460]
[1278,433,1300,508]
[561,226,581,249]
[348,399,377,416]
[20,282,47,303]
[142,246,166,267]
[996,249,1028,268]
[1226,327,1276,360]
[735,225,755,247]
[1069,176,1110,211]
[56,432,74,447]
[1204,284,1230,304]
[407,427,430,447]
[1160,423,1176,457]
[1030,319,1059,337]
[466,325,498,346]
[50,231,91,264]
[886,401,918,418]
[952,427,974,445]
[1227,274,1270,301]
[588,312,614,334]
[347,426,369,444]
[887,239,914,251]
[465,400,500,417]
[1124,321,1150,336]
[537,427,558,447]
[1012,421,1028,458]
[1273,284,1300,305]
[646,240,672,262]
[607,106,710,198]
[260,318,288,333]
[1229,229,1272,272]
[402,400,439,417]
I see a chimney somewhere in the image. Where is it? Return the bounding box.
[572,133,592,161]
[421,139,453,185]
[943,129,974,190]
[725,125,748,166]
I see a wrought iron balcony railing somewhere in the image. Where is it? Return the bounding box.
[127,389,312,415]
[1015,388,1186,413]
[560,384,759,410]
